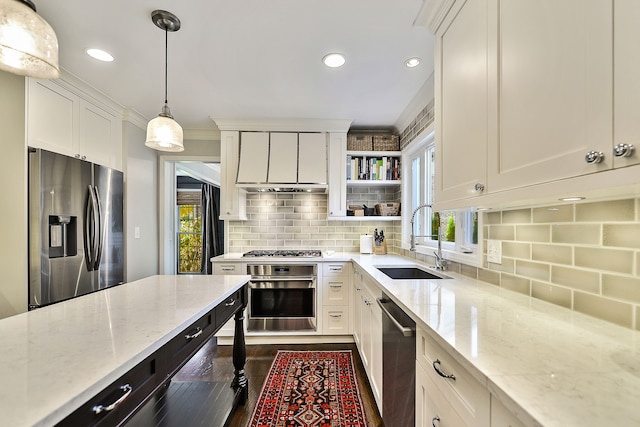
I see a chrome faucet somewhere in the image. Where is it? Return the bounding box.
[409,203,447,270]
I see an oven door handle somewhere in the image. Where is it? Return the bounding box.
[250,276,316,282]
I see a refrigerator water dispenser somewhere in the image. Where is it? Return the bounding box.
[48,215,77,258]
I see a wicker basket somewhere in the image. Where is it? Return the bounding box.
[373,134,400,151]
[375,202,400,216]
[347,134,373,151]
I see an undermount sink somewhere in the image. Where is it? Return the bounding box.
[376,266,452,280]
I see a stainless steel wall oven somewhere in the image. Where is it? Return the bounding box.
[247,264,317,332]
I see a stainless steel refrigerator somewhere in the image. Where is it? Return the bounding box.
[28,148,124,309]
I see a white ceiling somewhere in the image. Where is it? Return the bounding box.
[36,0,434,132]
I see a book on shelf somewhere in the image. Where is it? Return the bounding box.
[346,155,401,181]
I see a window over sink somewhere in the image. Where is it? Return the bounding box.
[402,125,481,267]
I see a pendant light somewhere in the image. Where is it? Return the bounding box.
[0,0,60,79]
[145,10,184,152]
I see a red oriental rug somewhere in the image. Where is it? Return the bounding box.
[249,350,369,427]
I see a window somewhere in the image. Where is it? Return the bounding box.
[177,196,202,274]
[402,128,480,264]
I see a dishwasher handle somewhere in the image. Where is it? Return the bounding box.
[377,298,415,337]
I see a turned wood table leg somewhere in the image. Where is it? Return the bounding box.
[232,306,248,403]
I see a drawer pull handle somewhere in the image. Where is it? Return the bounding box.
[432,415,440,427]
[329,266,343,271]
[433,359,456,380]
[329,313,342,318]
[221,267,235,272]
[225,299,236,307]
[92,384,132,414]
[329,284,342,288]
[185,327,203,340]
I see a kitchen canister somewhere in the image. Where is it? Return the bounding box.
[360,235,374,254]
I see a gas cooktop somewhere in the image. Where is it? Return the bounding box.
[242,249,323,258]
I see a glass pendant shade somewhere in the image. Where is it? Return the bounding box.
[0,0,60,79]
[145,103,184,152]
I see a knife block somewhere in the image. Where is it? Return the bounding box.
[374,240,387,255]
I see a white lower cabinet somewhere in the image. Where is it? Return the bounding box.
[353,269,383,412]
[490,396,526,427]
[416,327,490,427]
[416,361,467,427]
[321,262,351,335]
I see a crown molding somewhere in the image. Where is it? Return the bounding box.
[211,117,353,133]
[414,0,456,33]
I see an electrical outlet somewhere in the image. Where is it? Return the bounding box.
[134,227,141,239]
[487,239,502,264]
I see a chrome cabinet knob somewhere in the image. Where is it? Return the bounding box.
[613,143,635,158]
[585,150,604,164]
[474,183,485,192]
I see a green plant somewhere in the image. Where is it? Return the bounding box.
[445,215,455,242]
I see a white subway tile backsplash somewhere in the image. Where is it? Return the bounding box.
[551,224,601,245]
[573,291,633,328]
[531,281,572,309]
[575,199,635,222]
[482,198,640,330]
[515,225,550,242]
[502,208,531,224]
[603,224,640,249]
[551,266,600,293]
[532,205,574,223]
[575,247,634,274]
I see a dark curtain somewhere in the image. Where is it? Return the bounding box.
[200,184,223,274]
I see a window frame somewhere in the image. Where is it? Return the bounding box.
[401,125,482,267]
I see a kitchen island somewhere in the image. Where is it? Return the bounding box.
[0,274,250,427]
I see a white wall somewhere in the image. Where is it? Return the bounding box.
[123,121,159,281]
[0,71,27,318]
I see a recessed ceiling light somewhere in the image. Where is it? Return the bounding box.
[559,197,585,202]
[405,57,421,68]
[86,48,114,62]
[322,53,345,68]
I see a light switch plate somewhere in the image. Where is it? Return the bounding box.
[134,227,141,239]
[487,239,502,264]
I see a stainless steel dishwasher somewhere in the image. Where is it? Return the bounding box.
[377,294,416,427]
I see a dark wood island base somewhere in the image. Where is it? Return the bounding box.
[58,284,248,427]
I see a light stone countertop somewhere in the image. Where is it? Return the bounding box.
[0,274,250,427]
[350,254,640,427]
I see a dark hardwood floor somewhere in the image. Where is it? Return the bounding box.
[173,338,384,427]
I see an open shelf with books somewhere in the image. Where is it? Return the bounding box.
[346,151,401,183]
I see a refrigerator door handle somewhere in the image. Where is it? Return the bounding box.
[84,185,95,271]
[92,185,103,270]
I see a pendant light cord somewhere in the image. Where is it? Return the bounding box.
[164,28,168,104]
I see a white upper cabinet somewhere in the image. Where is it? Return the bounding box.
[488,0,613,192]
[298,133,327,184]
[26,78,77,157]
[26,78,123,170]
[268,132,298,183]
[328,133,348,217]
[220,131,247,221]
[435,0,489,202]
[429,0,640,209]
[613,0,640,169]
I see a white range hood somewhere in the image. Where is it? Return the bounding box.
[236,131,328,193]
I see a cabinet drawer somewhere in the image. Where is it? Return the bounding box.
[214,263,244,275]
[58,354,159,426]
[165,310,216,376]
[323,279,349,305]
[416,361,468,427]
[215,289,243,329]
[416,328,490,427]
[323,262,350,278]
[322,306,349,335]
